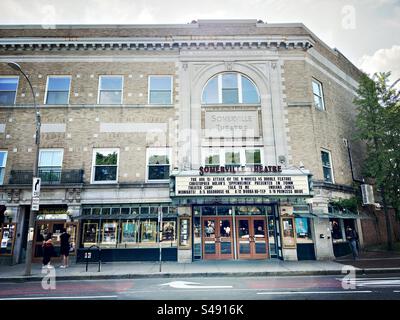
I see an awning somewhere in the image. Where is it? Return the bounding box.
[293,212,317,218]
[311,210,374,220]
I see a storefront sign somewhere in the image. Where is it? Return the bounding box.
[175,175,310,196]
[204,111,259,137]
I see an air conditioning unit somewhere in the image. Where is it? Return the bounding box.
[361,184,375,205]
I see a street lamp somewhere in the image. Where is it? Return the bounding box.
[7,62,41,276]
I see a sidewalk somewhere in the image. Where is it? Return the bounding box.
[335,250,400,269]
[1,255,400,283]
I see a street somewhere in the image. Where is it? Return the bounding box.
[0,273,399,300]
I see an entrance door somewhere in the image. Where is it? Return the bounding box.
[236,217,269,259]
[202,217,233,259]
[33,221,78,262]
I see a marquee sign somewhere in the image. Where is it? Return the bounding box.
[175,175,310,196]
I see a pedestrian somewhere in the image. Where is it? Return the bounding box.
[60,227,71,268]
[346,226,359,260]
[42,233,55,268]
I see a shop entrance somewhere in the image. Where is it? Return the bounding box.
[236,216,269,259]
[33,220,78,262]
[202,217,233,259]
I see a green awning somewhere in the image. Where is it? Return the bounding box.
[293,212,317,218]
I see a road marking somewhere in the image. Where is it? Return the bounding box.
[0,295,117,300]
[160,281,233,289]
[257,290,372,295]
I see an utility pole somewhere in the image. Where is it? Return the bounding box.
[7,62,41,276]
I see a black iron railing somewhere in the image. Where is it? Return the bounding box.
[9,169,84,185]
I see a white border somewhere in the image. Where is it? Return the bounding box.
[147,75,173,105]
[44,75,71,105]
[91,148,120,184]
[145,147,171,183]
[0,76,19,105]
[312,78,325,111]
[97,75,124,105]
[321,148,334,184]
[0,150,8,185]
[38,148,64,168]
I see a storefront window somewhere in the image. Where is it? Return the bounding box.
[217,206,232,215]
[120,221,139,246]
[281,217,296,248]
[202,206,216,216]
[101,221,118,246]
[236,206,263,215]
[0,223,16,255]
[141,220,157,243]
[295,218,313,242]
[83,223,98,246]
[161,221,176,242]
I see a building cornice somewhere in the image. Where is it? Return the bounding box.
[0,36,314,51]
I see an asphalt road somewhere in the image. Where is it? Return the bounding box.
[0,273,399,300]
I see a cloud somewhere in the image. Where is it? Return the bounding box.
[358,45,400,85]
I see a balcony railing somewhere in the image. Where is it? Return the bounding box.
[9,169,84,185]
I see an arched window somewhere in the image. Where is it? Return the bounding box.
[202,72,260,105]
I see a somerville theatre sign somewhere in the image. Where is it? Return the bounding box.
[175,166,311,197]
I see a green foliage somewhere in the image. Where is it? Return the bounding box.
[96,152,118,165]
[329,197,358,212]
[354,72,400,216]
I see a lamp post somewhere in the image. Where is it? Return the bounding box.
[7,62,41,276]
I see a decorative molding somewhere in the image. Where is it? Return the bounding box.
[0,37,314,52]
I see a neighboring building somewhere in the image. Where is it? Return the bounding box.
[0,20,378,265]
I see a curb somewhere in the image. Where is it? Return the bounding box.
[1,268,400,283]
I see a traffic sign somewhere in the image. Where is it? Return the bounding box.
[32,177,41,198]
[32,177,41,211]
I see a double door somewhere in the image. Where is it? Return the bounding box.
[201,216,269,260]
[202,217,233,259]
[236,217,269,259]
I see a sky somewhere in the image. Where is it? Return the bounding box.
[1,0,399,84]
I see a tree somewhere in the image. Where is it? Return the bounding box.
[354,72,400,250]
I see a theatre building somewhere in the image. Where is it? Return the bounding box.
[0,20,372,265]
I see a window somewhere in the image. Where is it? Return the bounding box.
[224,150,241,166]
[148,76,173,104]
[146,148,171,182]
[312,79,325,110]
[321,150,334,183]
[330,218,343,240]
[45,76,71,104]
[204,149,220,167]
[38,149,63,183]
[202,73,260,105]
[245,149,262,166]
[0,77,18,105]
[202,148,263,167]
[0,151,7,185]
[92,149,119,183]
[98,76,123,104]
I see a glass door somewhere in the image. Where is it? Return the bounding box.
[203,217,218,259]
[236,218,252,259]
[252,218,269,259]
[217,218,233,259]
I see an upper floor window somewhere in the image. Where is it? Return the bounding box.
[45,76,71,105]
[312,79,325,110]
[0,77,18,105]
[202,73,260,105]
[202,148,263,167]
[146,148,171,182]
[39,149,63,183]
[92,149,119,183]
[148,76,173,105]
[321,150,334,183]
[98,76,123,104]
[0,151,8,185]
